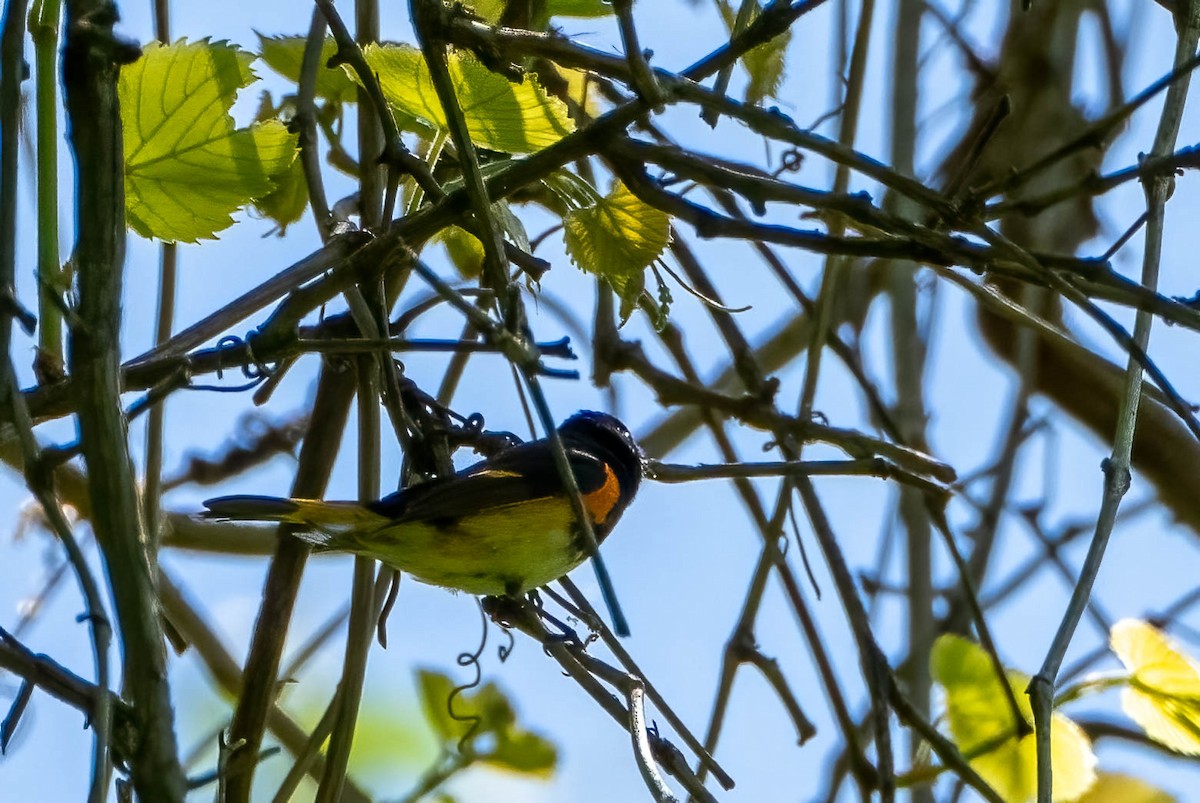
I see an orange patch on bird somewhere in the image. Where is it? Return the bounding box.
[581,463,621,524]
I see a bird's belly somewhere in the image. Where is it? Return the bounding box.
[364,498,587,595]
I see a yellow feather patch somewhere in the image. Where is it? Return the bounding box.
[345,497,584,595]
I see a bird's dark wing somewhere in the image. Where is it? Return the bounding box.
[368,442,609,523]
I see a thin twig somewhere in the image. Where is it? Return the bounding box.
[1029,8,1200,801]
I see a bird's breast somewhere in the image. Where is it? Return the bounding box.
[360,496,590,595]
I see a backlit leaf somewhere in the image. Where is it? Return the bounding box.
[251,92,308,233]
[464,0,506,22]
[1076,773,1176,803]
[563,180,670,320]
[256,33,357,102]
[438,201,528,279]
[416,668,462,744]
[932,634,1097,802]
[483,729,557,776]
[1111,619,1200,755]
[716,1,789,105]
[415,668,556,778]
[361,44,573,153]
[553,67,603,118]
[442,226,486,278]
[546,0,615,17]
[121,40,298,242]
[253,150,309,234]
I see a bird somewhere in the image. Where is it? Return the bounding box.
[201,411,643,597]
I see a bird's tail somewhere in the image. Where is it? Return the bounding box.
[202,495,385,548]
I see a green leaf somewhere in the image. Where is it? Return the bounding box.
[417,669,463,744]
[931,634,1097,803]
[1111,619,1200,755]
[360,43,574,153]
[483,729,557,777]
[416,670,518,745]
[464,0,506,22]
[253,151,308,234]
[716,1,790,105]
[546,0,615,17]
[415,669,557,779]
[121,40,298,243]
[469,682,518,735]
[256,33,357,102]
[563,180,670,320]
[1076,773,1177,803]
[438,201,528,279]
[541,168,604,210]
[442,226,486,278]
[251,92,308,233]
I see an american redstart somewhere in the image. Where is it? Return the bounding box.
[202,411,643,596]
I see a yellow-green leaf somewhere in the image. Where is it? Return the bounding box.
[442,226,486,278]
[361,43,573,153]
[717,1,790,105]
[414,668,556,778]
[253,152,308,234]
[932,634,1097,803]
[250,91,308,233]
[1076,773,1176,803]
[563,180,670,316]
[256,33,357,102]
[416,669,464,744]
[121,40,298,243]
[483,729,557,777]
[438,201,528,279]
[416,669,517,745]
[553,66,603,118]
[1111,619,1200,755]
[464,0,506,22]
[546,0,614,17]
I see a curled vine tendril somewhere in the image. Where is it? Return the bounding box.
[447,601,489,752]
[189,332,281,393]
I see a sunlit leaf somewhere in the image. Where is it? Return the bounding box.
[1111,619,1200,755]
[121,40,298,242]
[416,668,463,744]
[256,33,357,102]
[252,148,308,234]
[546,0,614,17]
[360,44,573,153]
[552,66,603,118]
[1076,773,1177,803]
[251,92,308,233]
[467,682,518,735]
[416,670,519,743]
[414,669,556,778]
[438,201,528,279]
[932,634,1097,803]
[716,1,789,105]
[563,180,670,320]
[442,226,486,278]
[464,0,506,22]
[483,729,557,776]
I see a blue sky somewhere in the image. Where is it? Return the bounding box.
[2,0,1199,800]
